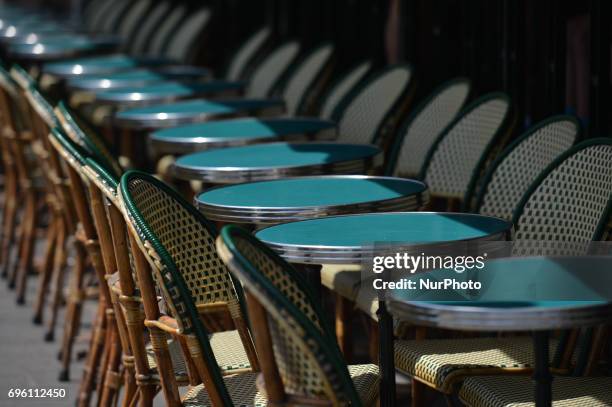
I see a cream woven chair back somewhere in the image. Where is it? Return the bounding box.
[319,61,371,120]
[163,8,211,62]
[116,0,151,41]
[422,93,511,199]
[84,0,113,31]
[336,65,413,145]
[148,5,186,57]
[245,41,300,98]
[118,172,243,332]
[130,1,171,55]
[217,226,363,405]
[281,44,334,115]
[512,139,612,256]
[475,116,579,220]
[389,78,471,178]
[225,27,271,81]
[100,0,130,34]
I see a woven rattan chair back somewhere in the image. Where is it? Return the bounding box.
[163,8,211,62]
[279,43,334,115]
[245,41,300,99]
[421,93,512,200]
[319,61,372,121]
[386,78,471,178]
[100,0,132,34]
[335,65,413,147]
[217,225,364,406]
[0,66,25,131]
[116,0,151,42]
[9,65,35,91]
[225,27,271,82]
[148,5,187,56]
[471,115,580,220]
[512,139,612,256]
[129,1,171,55]
[55,101,121,176]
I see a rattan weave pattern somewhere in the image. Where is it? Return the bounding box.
[392,80,470,178]
[182,372,267,407]
[320,62,371,120]
[336,66,412,145]
[395,337,560,393]
[424,96,510,199]
[477,118,578,220]
[246,42,300,98]
[512,143,612,255]
[459,376,612,407]
[123,178,239,313]
[282,45,333,115]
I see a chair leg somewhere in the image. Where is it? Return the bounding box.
[78,301,107,407]
[32,215,58,324]
[0,166,18,280]
[7,197,24,290]
[100,324,123,407]
[15,190,38,304]
[96,323,113,406]
[59,241,87,381]
[45,220,68,342]
[335,293,353,361]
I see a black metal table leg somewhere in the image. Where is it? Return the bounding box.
[377,299,396,407]
[532,331,552,407]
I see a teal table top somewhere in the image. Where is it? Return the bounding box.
[387,256,612,331]
[172,142,382,183]
[68,66,210,90]
[43,54,169,77]
[150,117,335,153]
[197,176,429,224]
[9,36,115,58]
[95,80,243,104]
[200,176,426,208]
[256,212,510,249]
[69,70,164,87]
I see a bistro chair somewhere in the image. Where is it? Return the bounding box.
[216,224,380,406]
[118,170,261,405]
[385,77,471,178]
[419,92,514,210]
[318,61,372,121]
[465,115,580,219]
[224,27,271,82]
[334,64,414,150]
[393,138,612,405]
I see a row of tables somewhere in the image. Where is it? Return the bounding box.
[3,7,611,406]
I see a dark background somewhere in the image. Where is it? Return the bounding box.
[37,0,612,138]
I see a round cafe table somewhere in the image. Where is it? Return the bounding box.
[255,212,512,407]
[196,175,429,225]
[66,66,211,91]
[114,99,285,129]
[43,54,171,78]
[388,256,612,407]
[8,36,117,61]
[172,142,383,184]
[93,81,245,107]
[150,117,336,155]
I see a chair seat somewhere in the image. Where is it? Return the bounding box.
[182,364,380,406]
[320,264,361,300]
[459,376,612,407]
[146,339,190,382]
[395,337,563,393]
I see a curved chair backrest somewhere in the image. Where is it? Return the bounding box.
[421,93,512,200]
[55,101,122,177]
[100,0,132,34]
[319,60,372,120]
[163,8,211,62]
[25,85,59,129]
[148,5,186,56]
[512,139,612,255]
[472,116,580,220]
[386,78,471,177]
[116,0,151,41]
[217,225,364,406]
[0,66,25,130]
[245,41,300,98]
[225,27,271,81]
[84,0,113,31]
[281,43,334,115]
[130,1,171,55]
[335,65,413,145]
